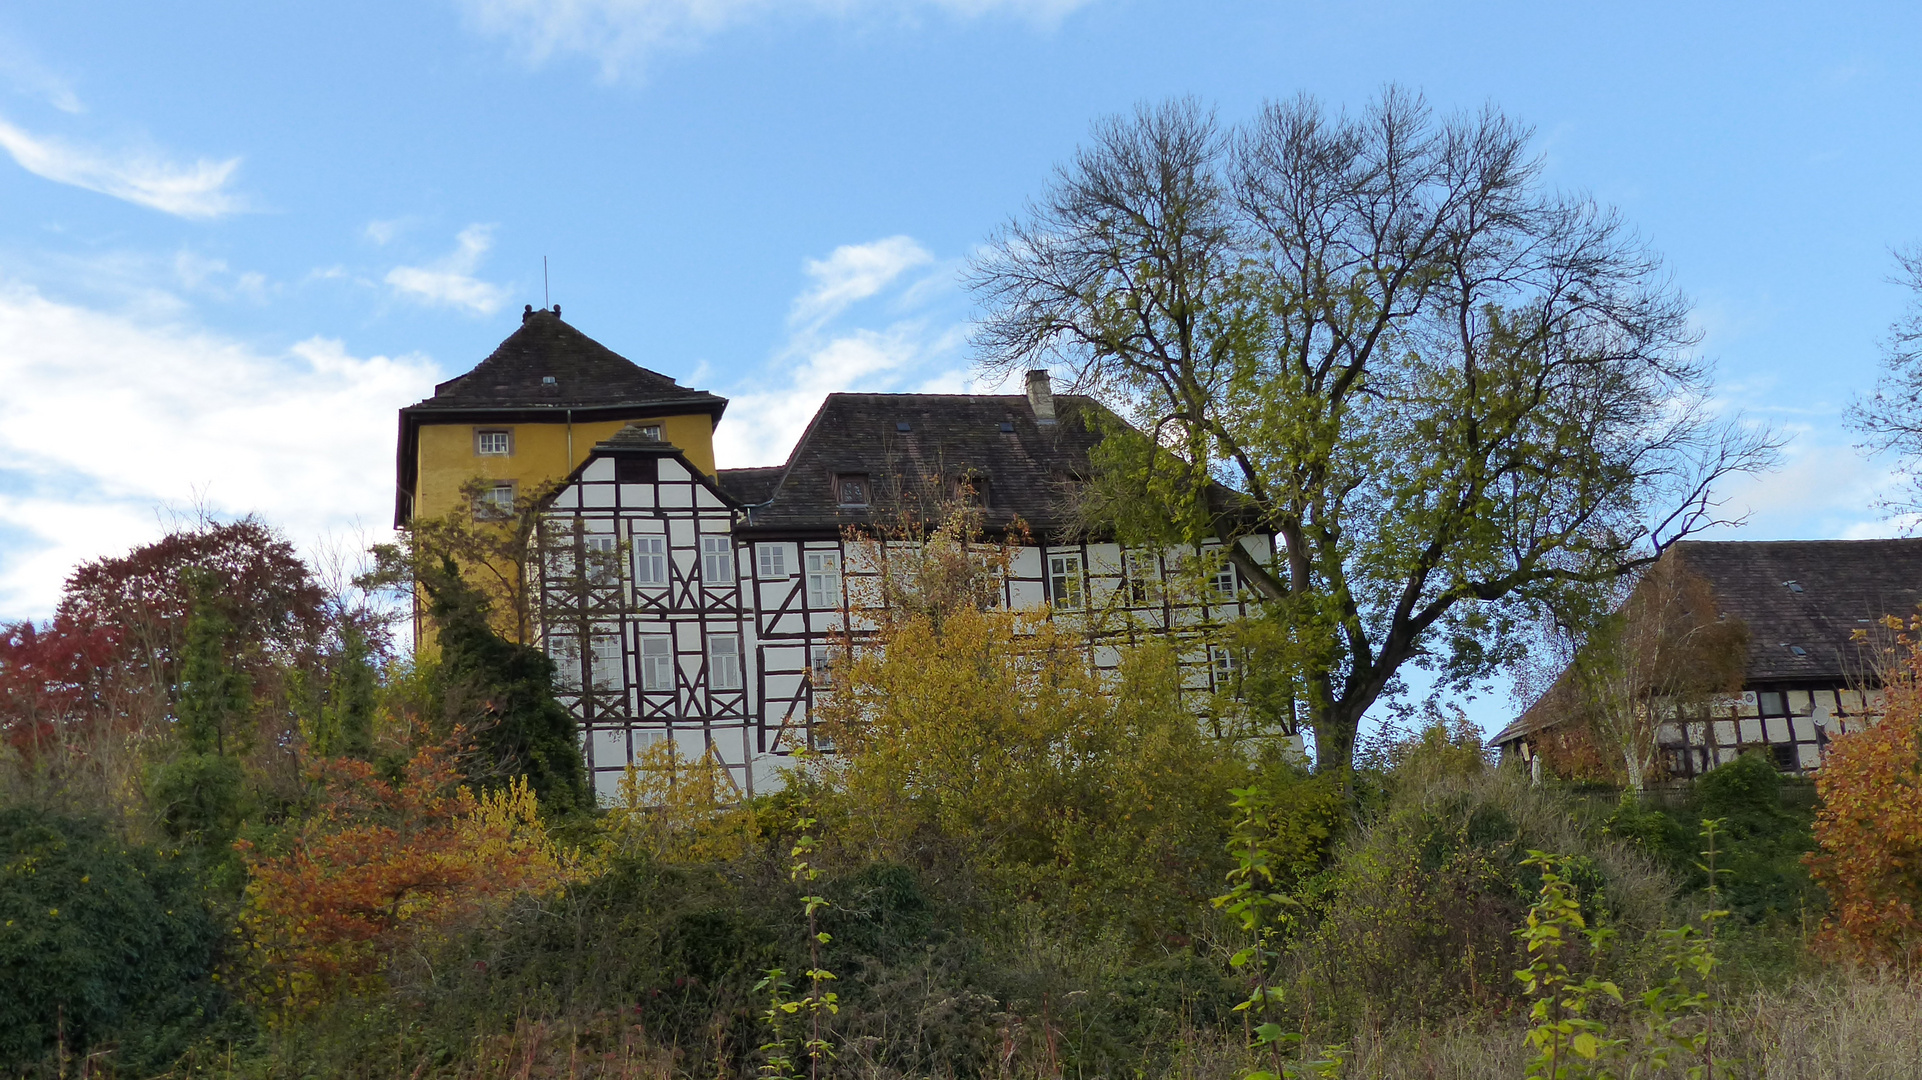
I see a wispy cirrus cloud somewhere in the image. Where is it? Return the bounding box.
[0,116,246,218]
[458,0,1098,76]
[790,234,932,328]
[0,34,82,113]
[384,225,511,316]
[714,234,984,469]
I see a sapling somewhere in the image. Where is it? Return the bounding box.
[1212,784,1342,1080]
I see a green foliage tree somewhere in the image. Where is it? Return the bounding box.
[423,559,587,816]
[970,91,1776,773]
[309,624,377,760]
[0,807,225,1074]
[150,573,253,861]
[817,605,1240,940]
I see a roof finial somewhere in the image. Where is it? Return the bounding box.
[523,304,533,323]
[552,303,561,318]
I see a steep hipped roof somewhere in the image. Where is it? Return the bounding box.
[405,307,725,414]
[395,307,727,525]
[1668,538,1922,683]
[1493,537,1922,745]
[722,392,1114,536]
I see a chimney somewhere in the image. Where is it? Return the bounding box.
[1025,369,1056,425]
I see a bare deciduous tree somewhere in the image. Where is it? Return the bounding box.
[971,90,1777,772]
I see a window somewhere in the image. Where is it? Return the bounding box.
[1771,742,1798,772]
[632,535,667,585]
[1049,553,1083,610]
[757,543,789,579]
[548,636,581,690]
[836,474,870,507]
[476,481,516,518]
[708,635,742,690]
[809,645,834,689]
[701,536,734,583]
[950,474,990,507]
[589,634,622,689]
[1125,551,1158,604]
[635,424,662,441]
[585,535,618,585]
[1211,564,1238,600]
[616,456,657,483]
[640,635,673,692]
[1211,646,1243,697]
[806,550,841,608]
[475,428,512,456]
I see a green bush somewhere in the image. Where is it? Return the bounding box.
[0,807,228,1074]
[1290,765,1673,1028]
[1606,752,1821,922]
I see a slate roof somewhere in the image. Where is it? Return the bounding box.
[404,307,725,415]
[395,307,727,525]
[720,392,1115,536]
[1493,537,1922,745]
[1667,538,1922,683]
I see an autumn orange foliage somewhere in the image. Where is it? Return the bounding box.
[237,732,588,1010]
[1808,616,1922,967]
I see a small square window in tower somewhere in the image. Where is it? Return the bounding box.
[1049,553,1083,610]
[806,550,842,608]
[835,474,870,507]
[475,428,513,456]
[701,536,734,584]
[476,481,517,518]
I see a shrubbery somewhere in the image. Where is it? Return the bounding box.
[0,807,228,1072]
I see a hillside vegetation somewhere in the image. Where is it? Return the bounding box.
[5,519,1922,1080]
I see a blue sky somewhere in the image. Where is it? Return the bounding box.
[1,1,1920,721]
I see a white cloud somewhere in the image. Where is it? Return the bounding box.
[363,217,415,246]
[384,225,511,316]
[0,35,82,114]
[458,0,1097,75]
[790,235,932,328]
[713,234,982,468]
[0,283,440,618]
[0,116,244,219]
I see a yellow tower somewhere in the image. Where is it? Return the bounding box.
[395,305,728,640]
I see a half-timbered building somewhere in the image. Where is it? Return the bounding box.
[400,310,1279,799]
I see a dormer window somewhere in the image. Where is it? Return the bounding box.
[475,428,512,456]
[950,475,990,507]
[1783,580,1804,593]
[836,474,870,507]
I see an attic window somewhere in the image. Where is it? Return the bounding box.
[1784,580,1804,593]
[475,428,513,456]
[896,421,912,432]
[835,474,870,507]
[999,421,1015,433]
[636,424,662,441]
[1783,643,1808,657]
[542,376,557,386]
